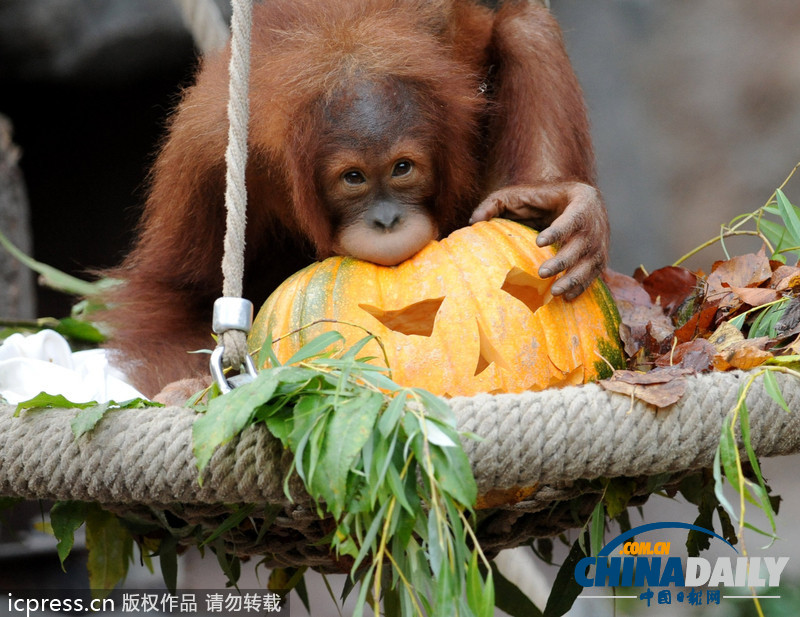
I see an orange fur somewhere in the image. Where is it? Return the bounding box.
[100,0,600,397]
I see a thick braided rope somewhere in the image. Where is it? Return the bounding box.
[174,0,229,55]
[219,0,253,367]
[1,371,799,506]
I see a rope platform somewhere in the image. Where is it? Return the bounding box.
[1,370,798,567]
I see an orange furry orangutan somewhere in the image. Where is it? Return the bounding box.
[101,0,610,398]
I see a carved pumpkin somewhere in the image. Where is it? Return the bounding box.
[250,219,624,397]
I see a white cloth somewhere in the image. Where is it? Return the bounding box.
[0,330,144,405]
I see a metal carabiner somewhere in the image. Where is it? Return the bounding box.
[210,345,258,394]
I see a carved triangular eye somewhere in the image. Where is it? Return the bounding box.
[501,266,553,313]
[358,297,445,337]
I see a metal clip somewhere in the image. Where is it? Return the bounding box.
[210,345,258,394]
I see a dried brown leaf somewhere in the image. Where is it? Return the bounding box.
[618,303,674,357]
[775,298,800,338]
[707,250,772,300]
[783,333,800,355]
[600,367,692,408]
[708,321,745,352]
[603,269,651,305]
[713,338,772,371]
[675,304,718,343]
[655,338,716,372]
[642,266,700,315]
[728,286,781,307]
[605,271,675,359]
[771,265,800,291]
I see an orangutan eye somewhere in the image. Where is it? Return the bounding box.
[392,160,413,177]
[342,170,366,185]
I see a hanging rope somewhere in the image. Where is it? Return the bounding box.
[213,0,254,376]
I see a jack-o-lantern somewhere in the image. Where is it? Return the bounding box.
[250,219,624,397]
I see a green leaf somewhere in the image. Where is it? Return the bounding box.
[350,564,375,617]
[255,331,281,369]
[53,318,106,344]
[590,501,605,557]
[534,538,554,565]
[378,393,407,437]
[775,189,800,248]
[603,478,636,520]
[293,570,311,613]
[467,552,494,617]
[767,354,800,368]
[192,369,281,472]
[392,500,418,550]
[285,331,345,365]
[427,508,445,578]
[70,403,111,438]
[738,393,778,539]
[424,418,457,447]
[268,566,309,611]
[340,335,378,360]
[433,564,456,617]
[158,534,179,594]
[353,367,403,392]
[543,533,588,617]
[716,505,738,546]
[286,394,327,451]
[84,505,132,593]
[212,537,241,587]
[728,314,746,331]
[386,464,415,515]
[383,585,402,617]
[490,561,543,617]
[759,218,789,260]
[713,442,738,521]
[15,393,98,416]
[413,389,456,426]
[15,394,155,419]
[749,300,789,339]
[764,370,792,413]
[323,391,383,506]
[50,501,89,571]
[200,504,257,546]
[364,429,388,502]
[198,332,487,617]
[0,226,103,297]
[718,417,741,489]
[352,500,391,574]
[292,399,329,490]
[430,444,477,508]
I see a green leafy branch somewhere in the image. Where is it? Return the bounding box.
[703,172,800,617]
[713,366,798,617]
[714,369,788,545]
[674,163,800,267]
[192,331,494,617]
[708,181,800,552]
[0,226,111,343]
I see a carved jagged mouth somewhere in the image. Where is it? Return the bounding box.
[357,266,555,376]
